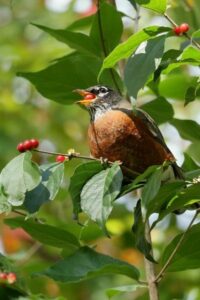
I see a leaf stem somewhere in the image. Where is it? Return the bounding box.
[164,13,200,50]
[97,0,122,94]
[155,209,200,283]
[13,209,45,224]
[33,148,140,178]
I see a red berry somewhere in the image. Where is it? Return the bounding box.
[56,155,66,163]
[180,23,189,33]
[23,140,32,151]
[30,139,39,149]
[84,93,96,100]
[17,143,25,153]
[173,26,182,36]
[7,272,16,284]
[0,273,7,280]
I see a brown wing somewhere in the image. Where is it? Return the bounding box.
[127,108,184,179]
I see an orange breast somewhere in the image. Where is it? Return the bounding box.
[88,110,171,173]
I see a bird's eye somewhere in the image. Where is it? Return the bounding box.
[90,89,96,94]
[99,87,107,93]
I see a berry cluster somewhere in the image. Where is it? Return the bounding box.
[17,139,39,153]
[0,272,17,284]
[173,23,189,36]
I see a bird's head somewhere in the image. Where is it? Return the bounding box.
[74,85,121,111]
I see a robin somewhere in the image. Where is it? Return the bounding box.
[75,85,184,179]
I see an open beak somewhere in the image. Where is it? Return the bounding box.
[73,89,96,106]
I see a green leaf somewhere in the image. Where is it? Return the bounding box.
[132,201,155,262]
[152,183,200,226]
[81,164,123,230]
[141,166,163,208]
[106,284,146,299]
[141,97,174,125]
[67,15,94,31]
[185,169,200,181]
[24,163,64,213]
[90,2,123,54]
[119,165,160,197]
[135,0,167,13]
[159,74,197,100]
[0,185,11,214]
[18,295,65,300]
[166,183,200,213]
[0,152,41,206]
[181,46,200,61]
[33,24,99,56]
[162,223,200,272]
[124,34,166,99]
[153,49,182,81]
[170,119,200,143]
[35,246,140,282]
[162,47,200,75]
[182,153,199,172]
[185,86,197,106]
[100,26,170,72]
[5,217,80,248]
[147,181,185,220]
[187,142,200,164]
[69,161,104,217]
[184,79,200,106]
[18,52,122,104]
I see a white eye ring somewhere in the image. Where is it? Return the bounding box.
[99,87,107,93]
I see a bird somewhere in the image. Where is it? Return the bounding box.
[74,85,184,180]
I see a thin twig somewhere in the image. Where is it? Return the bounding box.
[97,0,122,94]
[17,242,42,265]
[13,209,45,224]
[164,13,200,50]
[33,148,140,178]
[155,209,200,283]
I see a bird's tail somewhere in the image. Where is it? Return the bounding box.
[172,162,185,180]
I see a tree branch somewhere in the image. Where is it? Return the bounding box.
[144,220,159,300]
[97,0,122,94]
[33,148,140,178]
[164,13,200,50]
[155,209,200,283]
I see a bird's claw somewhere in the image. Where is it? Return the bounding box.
[100,157,109,167]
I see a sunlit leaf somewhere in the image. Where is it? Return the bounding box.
[0,153,41,207]
[141,166,163,208]
[135,0,167,13]
[24,162,64,213]
[81,164,123,231]
[100,26,170,73]
[124,34,167,99]
[69,161,104,217]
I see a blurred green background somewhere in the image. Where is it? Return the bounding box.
[1,0,200,299]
